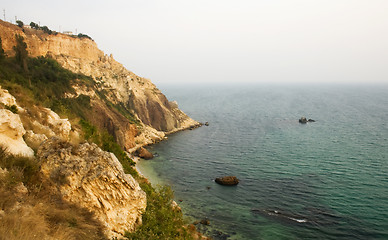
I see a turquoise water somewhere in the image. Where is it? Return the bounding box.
[137,84,388,240]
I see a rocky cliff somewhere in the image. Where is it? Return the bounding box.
[0,19,200,239]
[0,86,146,238]
[0,19,199,150]
[38,138,146,238]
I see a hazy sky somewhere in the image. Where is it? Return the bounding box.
[2,0,388,84]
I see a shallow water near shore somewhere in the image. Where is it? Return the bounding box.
[137,83,388,240]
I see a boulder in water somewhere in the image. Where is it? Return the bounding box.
[299,117,315,124]
[299,117,308,124]
[137,147,154,159]
[215,176,239,186]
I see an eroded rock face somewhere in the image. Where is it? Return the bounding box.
[0,19,199,150]
[37,138,146,238]
[0,86,21,109]
[0,109,34,157]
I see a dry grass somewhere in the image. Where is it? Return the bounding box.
[0,148,107,240]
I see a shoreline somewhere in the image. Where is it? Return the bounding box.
[128,121,203,154]
[132,133,211,240]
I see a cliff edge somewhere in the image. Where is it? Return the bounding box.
[0,19,199,150]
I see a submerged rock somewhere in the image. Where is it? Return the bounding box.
[215,176,239,186]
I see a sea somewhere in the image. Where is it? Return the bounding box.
[137,83,388,240]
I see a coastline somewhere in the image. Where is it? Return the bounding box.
[132,135,211,240]
[128,121,203,154]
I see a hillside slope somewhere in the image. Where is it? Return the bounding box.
[0,20,204,239]
[0,20,200,150]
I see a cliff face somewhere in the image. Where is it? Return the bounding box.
[0,20,199,150]
[0,85,146,239]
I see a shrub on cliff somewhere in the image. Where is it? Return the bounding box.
[77,33,93,40]
[0,37,5,60]
[13,34,28,71]
[28,21,54,34]
[16,20,24,28]
[125,184,193,240]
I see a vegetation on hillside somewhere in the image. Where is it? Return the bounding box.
[29,21,54,35]
[0,34,195,239]
[0,37,6,60]
[0,147,107,240]
[125,183,194,240]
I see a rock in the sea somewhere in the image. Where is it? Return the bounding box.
[37,138,146,239]
[215,176,239,186]
[299,117,308,124]
[137,147,154,159]
[299,117,315,124]
[200,218,210,225]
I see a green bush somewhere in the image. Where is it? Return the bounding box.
[125,185,193,240]
[0,56,89,107]
[0,147,39,187]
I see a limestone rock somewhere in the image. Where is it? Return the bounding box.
[37,138,146,238]
[14,182,28,195]
[24,130,48,151]
[0,86,21,110]
[137,147,154,160]
[0,109,34,157]
[215,176,239,186]
[42,108,72,139]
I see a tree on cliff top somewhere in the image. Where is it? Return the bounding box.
[0,37,5,60]
[16,20,24,28]
[13,34,28,71]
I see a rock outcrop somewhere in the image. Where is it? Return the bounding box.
[137,147,154,160]
[0,86,34,156]
[0,109,34,157]
[37,138,146,239]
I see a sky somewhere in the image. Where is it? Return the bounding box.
[2,0,388,85]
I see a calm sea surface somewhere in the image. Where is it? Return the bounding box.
[137,83,388,240]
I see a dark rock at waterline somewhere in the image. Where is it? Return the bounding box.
[137,147,154,159]
[211,230,231,240]
[200,218,210,225]
[299,117,308,124]
[215,176,239,186]
[299,117,315,124]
